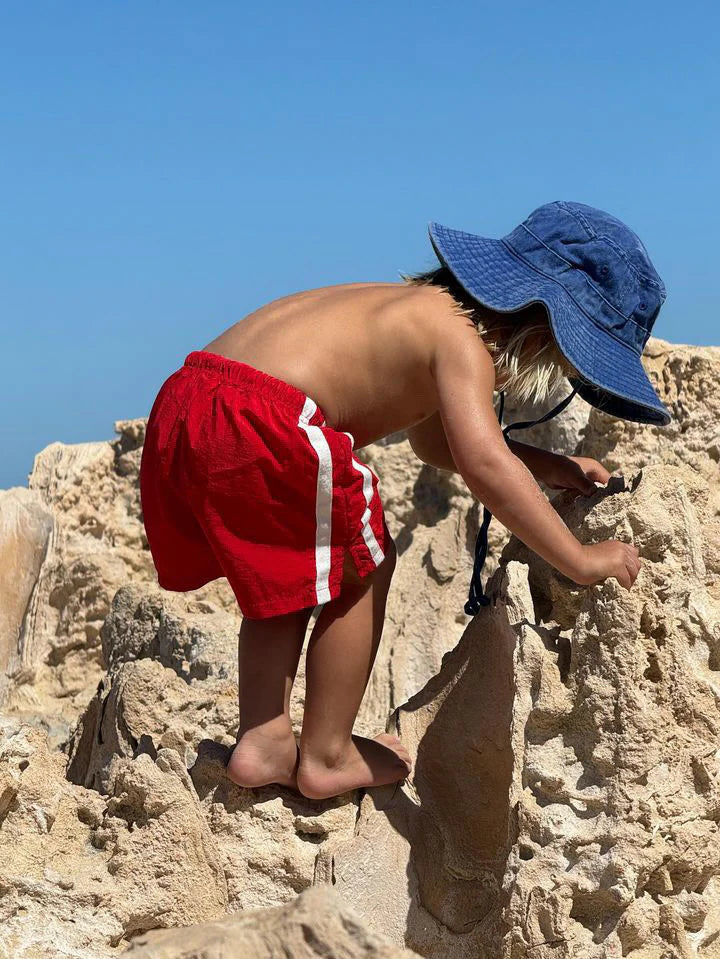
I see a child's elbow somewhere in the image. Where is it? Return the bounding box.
[460,444,517,499]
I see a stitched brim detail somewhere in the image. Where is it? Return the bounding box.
[429,222,671,426]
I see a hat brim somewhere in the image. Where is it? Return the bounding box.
[429,222,671,426]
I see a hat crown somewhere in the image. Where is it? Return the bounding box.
[502,201,666,353]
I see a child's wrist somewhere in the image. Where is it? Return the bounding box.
[559,540,590,584]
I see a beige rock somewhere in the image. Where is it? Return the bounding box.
[0,487,54,701]
[66,649,359,915]
[333,464,720,957]
[189,742,356,912]
[580,339,720,503]
[2,339,719,959]
[65,657,238,790]
[99,748,228,939]
[331,566,529,955]
[0,719,228,957]
[360,441,475,730]
[0,719,119,958]
[64,585,360,917]
[125,885,420,958]
[3,419,238,742]
[100,582,241,681]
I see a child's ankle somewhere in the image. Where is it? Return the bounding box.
[228,719,299,790]
[236,714,294,745]
[298,737,352,772]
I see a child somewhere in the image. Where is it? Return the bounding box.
[139,201,669,800]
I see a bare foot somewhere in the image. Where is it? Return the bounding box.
[296,733,412,800]
[226,723,299,790]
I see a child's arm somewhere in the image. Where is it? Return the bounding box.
[407,411,460,471]
[409,413,610,494]
[430,322,640,588]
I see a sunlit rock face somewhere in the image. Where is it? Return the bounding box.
[1,337,718,957]
[124,886,420,959]
[333,464,720,957]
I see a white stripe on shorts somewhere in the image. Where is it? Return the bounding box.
[298,397,333,605]
[343,432,385,567]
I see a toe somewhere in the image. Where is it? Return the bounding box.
[397,758,411,775]
[374,734,412,771]
[375,733,402,748]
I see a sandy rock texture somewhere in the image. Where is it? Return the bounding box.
[580,340,720,486]
[0,487,54,703]
[334,463,720,957]
[0,419,238,746]
[0,719,228,957]
[125,886,418,959]
[0,336,718,957]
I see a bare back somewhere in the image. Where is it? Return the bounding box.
[202,282,458,446]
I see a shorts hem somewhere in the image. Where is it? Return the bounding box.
[157,573,221,593]
[347,515,389,580]
[348,542,382,579]
[236,585,337,620]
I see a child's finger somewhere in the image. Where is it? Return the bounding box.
[585,463,611,484]
[572,468,597,495]
[615,566,633,589]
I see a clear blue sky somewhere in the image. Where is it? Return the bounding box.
[2,1,718,489]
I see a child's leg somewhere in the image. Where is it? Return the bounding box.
[226,606,313,789]
[297,539,411,800]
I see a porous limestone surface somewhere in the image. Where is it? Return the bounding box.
[0,720,228,958]
[333,464,720,957]
[0,337,718,957]
[0,487,54,702]
[124,886,419,959]
[0,419,239,746]
[580,341,720,498]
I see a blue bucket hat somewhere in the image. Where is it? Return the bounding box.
[428,201,670,426]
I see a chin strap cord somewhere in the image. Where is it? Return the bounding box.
[464,386,578,616]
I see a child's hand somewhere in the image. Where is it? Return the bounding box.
[574,540,642,589]
[542,453,611,495]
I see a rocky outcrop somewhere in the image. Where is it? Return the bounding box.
[0,720,228,957]
[580,341,720,497]
[332,464,720,957]
[99,583,241,682]
[1,337,719,957]
[0,487,54,702]
[0,419,238,743]
[64,588,360,917]
[125,886,419,958]
[26,461,718,957]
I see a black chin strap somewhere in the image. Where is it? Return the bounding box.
[464,386,578,616]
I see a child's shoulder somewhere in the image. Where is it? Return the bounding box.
[390,280,472,336]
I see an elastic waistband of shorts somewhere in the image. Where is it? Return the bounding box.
[183,350,325,419]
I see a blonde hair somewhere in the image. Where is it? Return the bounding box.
[401,267,579,406]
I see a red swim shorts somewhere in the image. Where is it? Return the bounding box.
[139,350,389,619]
